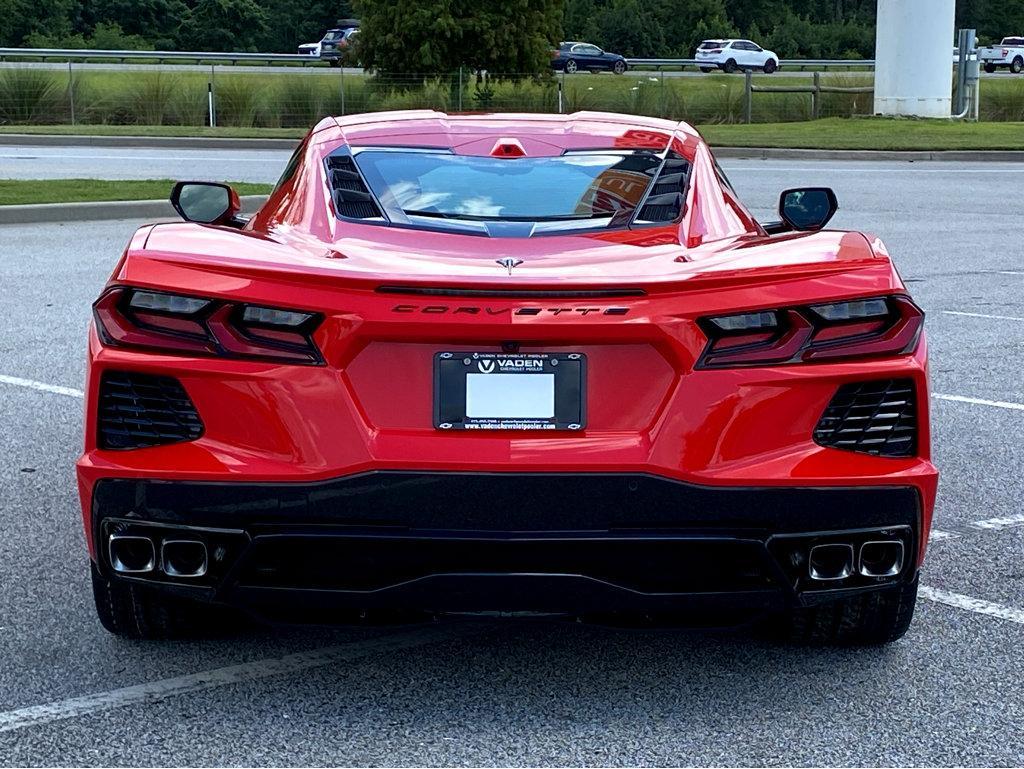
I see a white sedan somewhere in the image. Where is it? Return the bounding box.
[695,39,780,73]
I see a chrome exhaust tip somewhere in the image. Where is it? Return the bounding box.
[858,540,905,578]
[808,543,854,581]
[108,534,156,574]
[160,539,208,578]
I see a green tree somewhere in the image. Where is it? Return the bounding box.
[258,0,354,54]
[24,20,154,49]
[0,0,77,46]
[175,0,268,51]
[81,0,186,46]
[595,0,664,57]
[353,0,563,76]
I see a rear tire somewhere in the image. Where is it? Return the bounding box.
[91,562,243,639]
[723,58,738,74]
[774,576,918,645]
[1012,57,1023,74]
[984,62,997,74]
[763,59,778,74]
[564,59,578,74]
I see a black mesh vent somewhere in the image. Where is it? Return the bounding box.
[636,154,691,223]
[814,379,917,458]
[98,372,203,450]
[327,155,382,220]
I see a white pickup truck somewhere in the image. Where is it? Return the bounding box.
[979,37,1024,73]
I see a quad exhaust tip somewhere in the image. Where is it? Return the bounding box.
[108,534,156,574]
[161,539,208,578]
[808,543,854,581]
[859,540,905,578]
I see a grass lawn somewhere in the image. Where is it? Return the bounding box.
[3,118,1024,152]
[700,118,1024,151]
[0,179,273,206]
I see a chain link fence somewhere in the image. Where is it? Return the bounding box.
[1,62,1022,129]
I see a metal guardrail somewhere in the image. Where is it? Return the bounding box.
[744,71,873,122]
[0,47,876,71]
[0,47,324,65]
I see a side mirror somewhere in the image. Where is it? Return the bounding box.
[170,181,241,225]
[778,187,838,231]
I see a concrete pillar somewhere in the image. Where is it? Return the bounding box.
[873,0,956,117]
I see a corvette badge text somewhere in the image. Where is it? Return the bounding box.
[391,305,630,316]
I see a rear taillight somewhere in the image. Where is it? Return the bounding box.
[93,287,323,364]
[697,295,923,368]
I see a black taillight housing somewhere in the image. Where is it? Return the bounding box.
[93,287,324,364]
[697,295,923,369]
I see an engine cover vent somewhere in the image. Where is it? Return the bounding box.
[327,155,382,220]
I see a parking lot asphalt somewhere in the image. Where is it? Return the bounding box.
[0,156,1023,765]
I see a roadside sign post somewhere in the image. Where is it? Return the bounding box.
[743,70,753,124]
[67,61,75,126]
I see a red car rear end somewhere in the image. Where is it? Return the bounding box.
[79,112,936,642]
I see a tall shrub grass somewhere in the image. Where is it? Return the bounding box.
[0,68,64,124]
[5,67,1024,129]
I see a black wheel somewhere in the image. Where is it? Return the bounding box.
[91,562,244,639]
[723,58,738,74]
[699,67,714,73]
[612,59,627,75]
[774,576,918,645]
[763,59,778,74]
[564,59,578,74]
[984,62,997,74]
[1012,57,1023,74]
[328,58,341,68]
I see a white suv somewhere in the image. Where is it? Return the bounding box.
[695,39,780,74]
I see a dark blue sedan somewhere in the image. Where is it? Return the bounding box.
[551,42,629,74]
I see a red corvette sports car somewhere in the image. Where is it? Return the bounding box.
[79,110,936,643]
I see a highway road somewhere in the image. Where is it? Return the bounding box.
[1,153,1023,764]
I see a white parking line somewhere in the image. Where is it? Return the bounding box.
[928,529,958,542]
[933,393,1024,411]
[920,586,1024,626]
[943,310,1024,322]
[969,513,1024,532]
[0,374,83,398]
[0,625,467,735]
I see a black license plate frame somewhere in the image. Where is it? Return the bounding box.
[433,352,586,431]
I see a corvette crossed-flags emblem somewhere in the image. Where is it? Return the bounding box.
[496,257,524,275]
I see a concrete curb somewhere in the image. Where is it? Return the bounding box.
[0,133,300,150]
[4,133,1024,162]
[0,195,270,225]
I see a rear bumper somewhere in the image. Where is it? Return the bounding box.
[91,472,922,623]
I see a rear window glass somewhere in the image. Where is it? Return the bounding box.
[699,41,725,49]
[352,150,662,225]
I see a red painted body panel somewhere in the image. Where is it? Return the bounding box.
[77,112,937,568]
